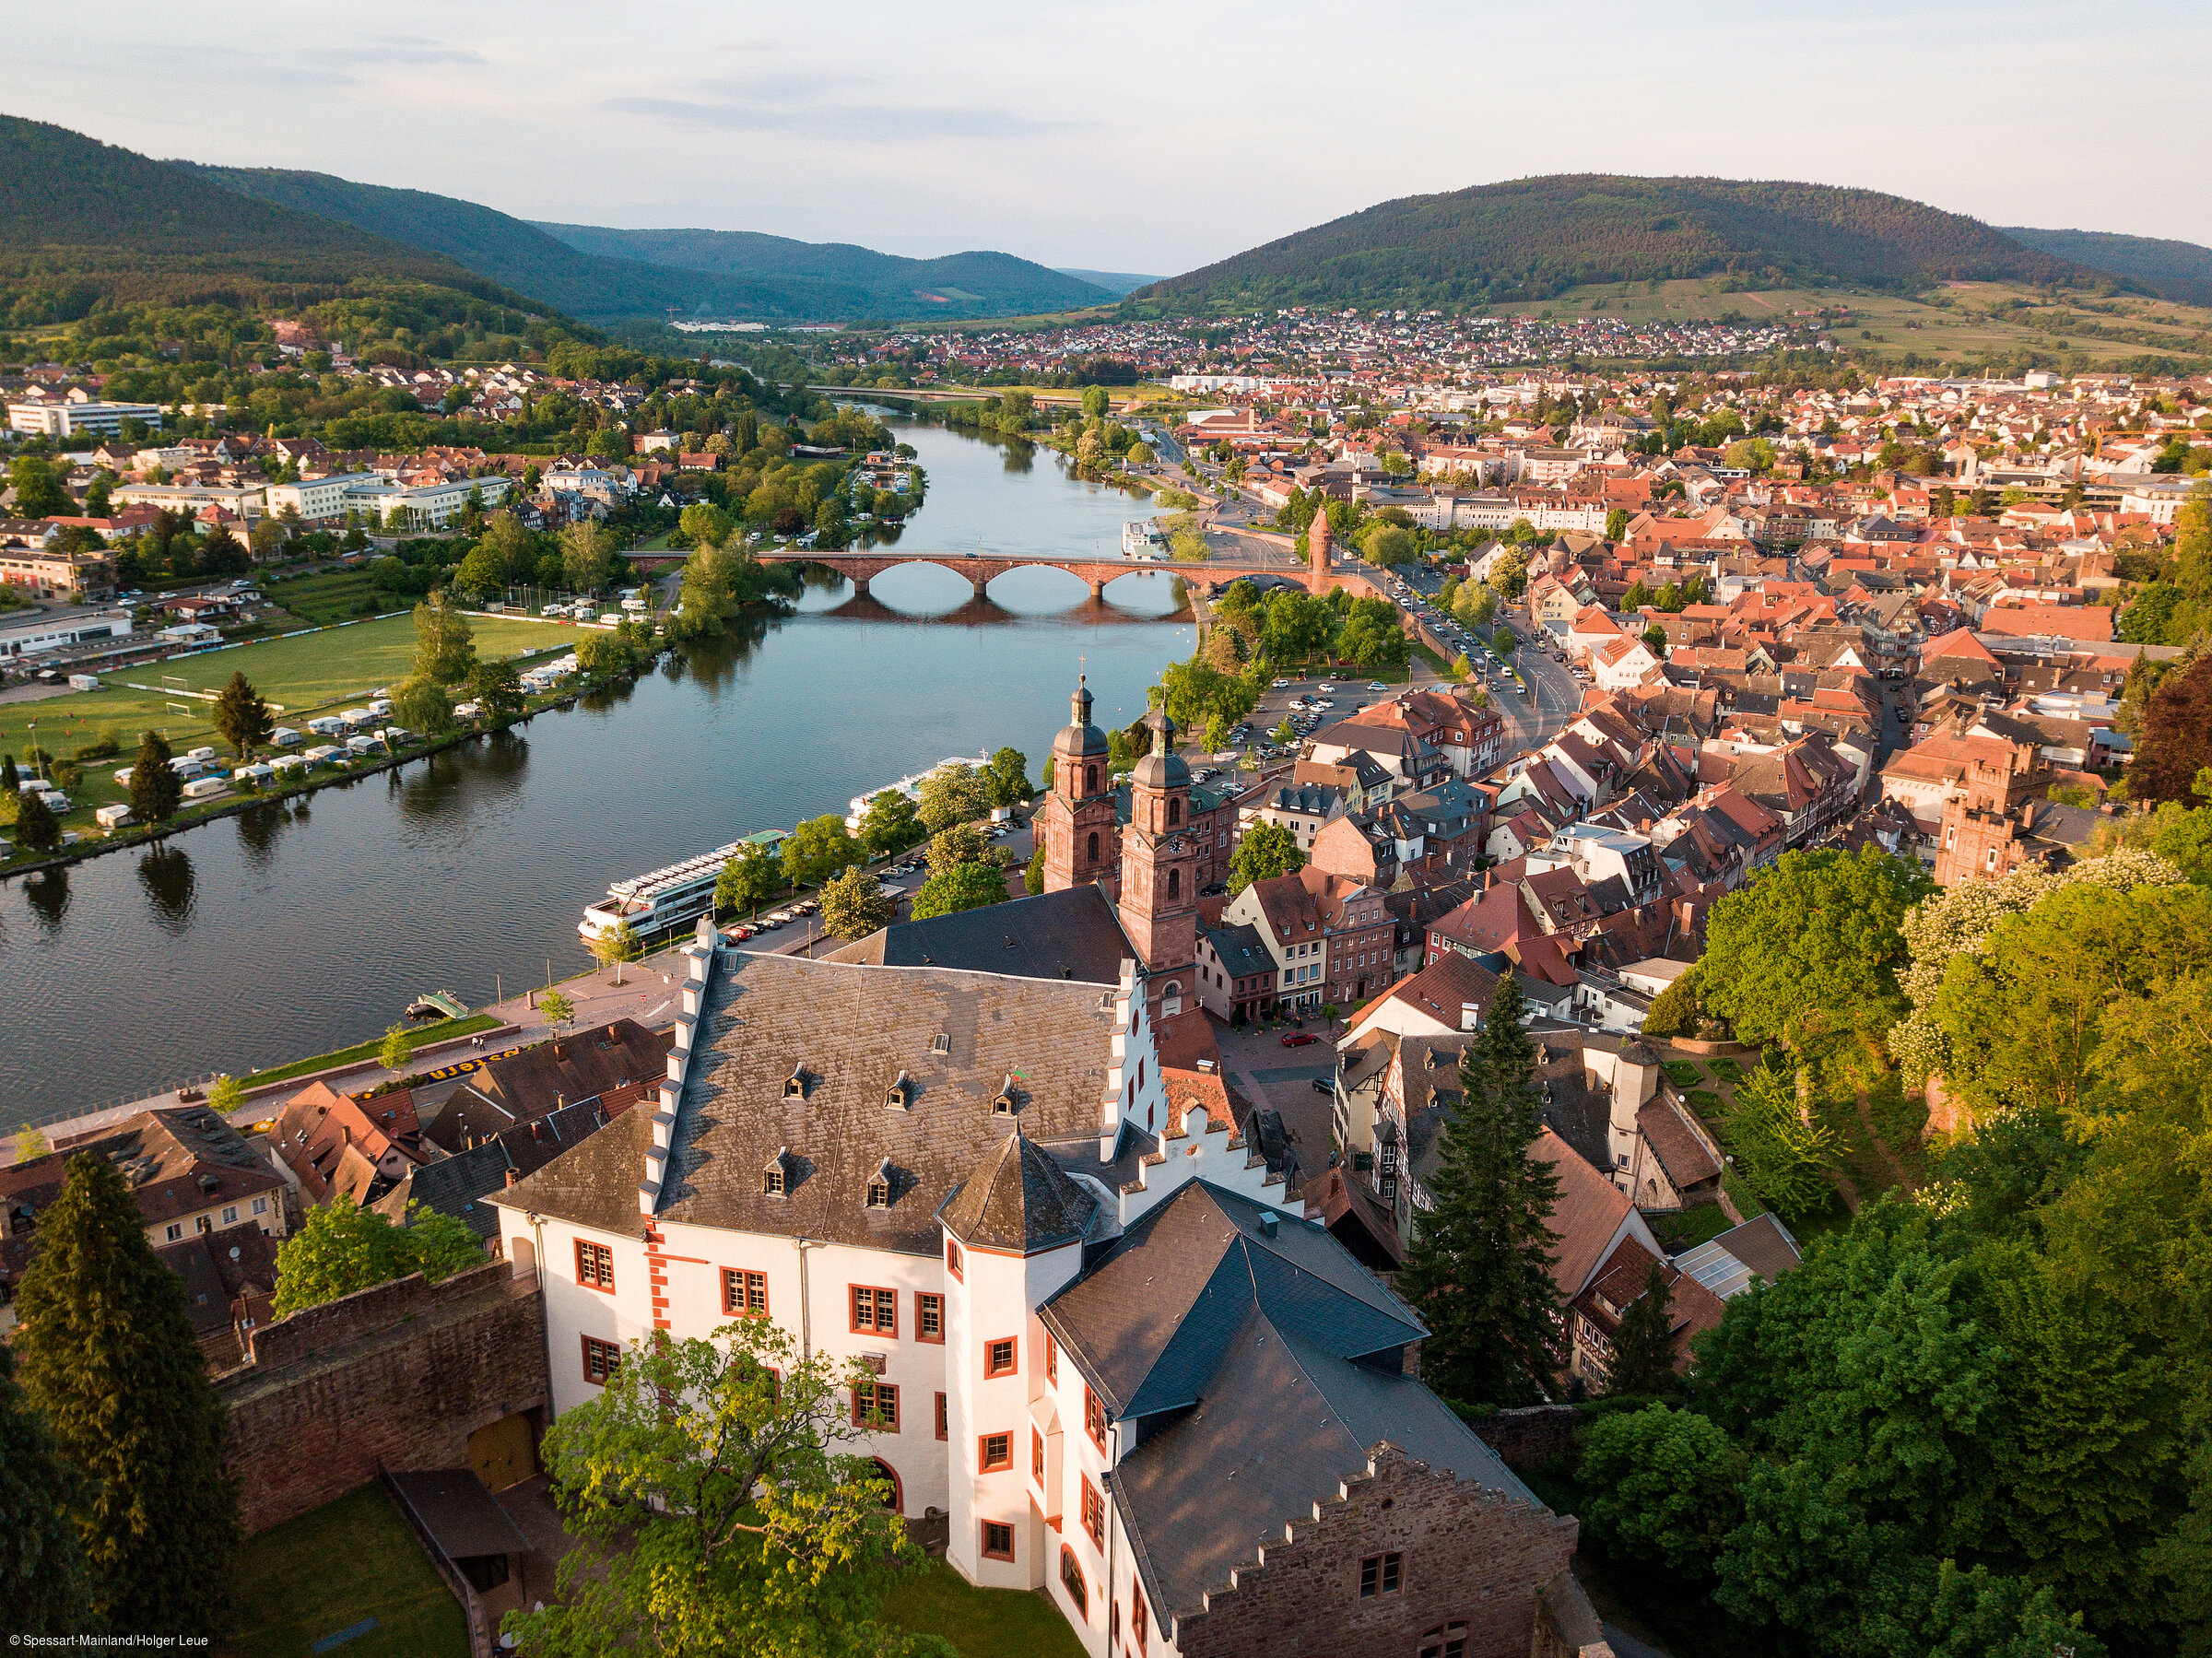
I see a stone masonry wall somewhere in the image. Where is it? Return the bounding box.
[1470,1405,1583,1475]
[218,1260,550,1535]
[1171,1448,1578,1658]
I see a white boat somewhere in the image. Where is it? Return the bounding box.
[843,754,990,831]
[580,841,748,942]
[1122,519,1166,559]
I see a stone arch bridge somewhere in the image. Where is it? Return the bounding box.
[753,548,1328,601]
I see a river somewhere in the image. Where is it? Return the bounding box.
[0,421,1193,1125]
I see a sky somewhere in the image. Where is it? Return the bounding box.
[12,1,2210,275]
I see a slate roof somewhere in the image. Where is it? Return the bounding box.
[152,1221,278,1341]
[830,883,1133,985]
[938,1133,1109,1254]
[497,954,1123,1256]
[375,1099,618,1241]
[1046,1181,1535,1619]
[429,1018,667,1152]
[45,1105,285,1226]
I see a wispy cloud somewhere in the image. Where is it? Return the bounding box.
[605,95,1079,143]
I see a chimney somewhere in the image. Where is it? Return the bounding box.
[1259,1211,1279,1239]
[504,1168,519,1188]
[1461,1002,1481,1031]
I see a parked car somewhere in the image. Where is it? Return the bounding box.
[1312,1076,1335,1095]
[1281,1031,1320,1047]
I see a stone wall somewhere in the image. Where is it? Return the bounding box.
[1471,1405,1583,1475]
[1171,1448,1578,1658]
[217,1260,549,1535]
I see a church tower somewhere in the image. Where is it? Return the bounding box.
[1040,676,1117,894]
[1117,710,1199,1011]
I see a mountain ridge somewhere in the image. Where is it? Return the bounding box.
[1998,225,2212,307]
[1135,174,2115,314]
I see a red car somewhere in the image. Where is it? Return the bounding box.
[1281,1031,1320,1047]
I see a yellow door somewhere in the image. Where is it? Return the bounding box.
[467,1413,537,1492]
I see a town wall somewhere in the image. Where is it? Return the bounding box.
[1170,1449,1577,1658]
[1470,1405,1583,1475]
[217,1259,549,1535]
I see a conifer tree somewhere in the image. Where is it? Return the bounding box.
[0,1339,89,1635]
[211,671,274,760]
[12,785,59,852]
[14,1152,241,1637]
[1603,1260,1679,1396]
[129,730,182,825]
[1396,974,1563,1407]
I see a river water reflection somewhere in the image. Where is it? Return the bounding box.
[0,422,1190,1123]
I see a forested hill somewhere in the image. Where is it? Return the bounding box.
[533,223,1114,316]
[0,114,550,320]
[182,165,890,323]
[2000,225,2212,307]
[1135,175,2109,313]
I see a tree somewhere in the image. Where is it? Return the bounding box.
[1641,623,1669,657]
[481,511,538,582]
[271,1194,486,1316]
[9,454,69,518]
[2129,654,2212,805]
[914,762,993,833]
[207,1074,242,1115]
[390,676,454,737]
[1605,507,1631,541]
[469,657,525,722]
[855,790,923,860]
[1724,1064,1839,1220]
[1025,841,1046,895]
[14,1152,241,1636]
[453,540,506,600]
[717,842,780,920]
[1604,1260,1681,1395]
[1394,976,1562,1407]
[593,917,644,984]
[129,729,182,825]
[1699,846,1931,1051]
[912,860,1008,920]
[1640,964,1705,1039]
[0,1337,90,1635]
[14,786,59,852]
[1081,384,1110,418]
[819,864,897,940]
[378,1022,411,1071]
[984,746,1031,807]
[212,670,274,759]
[1230,820,1305,893]
[501,1318,942,1658]
[1577,1404,1744,1576]
[1360,524,1415,567]
[782,815,858,889]
[560,520,614,594]
[541,989,575,1028]
[411,589,477,688]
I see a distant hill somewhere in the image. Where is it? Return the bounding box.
[1054,268,1160,297]
[0,114,547,317]
[181,165,885,323]
[535,224,1113,316]
[2000,226,2212,307]
[1137,175,2106,314]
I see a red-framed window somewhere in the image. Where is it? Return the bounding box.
[1084,1384,1109,1452]
[852,1380,900,1431]
[935,1392,948,1440]
[722,1267,767,1317]
[946,1239,963,1280]
[575,1240,615,1291]
[981,1520,1015,1561]
[1132,1583,1149,1653]
[979,1431,1013,1474]
[916,1291,944,1343]
[1060,1545,1087,1608]
[1044,1331,1058,1383]
[1032,1426,1045,1481]
[850,1285,897,1336]
[581,1335,620,1385]
[1081,1476,1105,1547]
[985,1335,1017,1379]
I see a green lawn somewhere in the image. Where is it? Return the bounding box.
[0,613,571,838]
[241,1013,502,1092]
[1706,1056,1746,1086]
[1662,1060,1705,1090]
[881,1558,1085,1658]
[1651,1203,1738,1252]
[230,1483,470,1658]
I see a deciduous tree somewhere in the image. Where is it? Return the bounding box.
[1230,820,1305,893]
[272,1194,486,1316]
[914,762,993,833]
[717,842,780,920]
[782,815,858,889]
[819,864,897,940]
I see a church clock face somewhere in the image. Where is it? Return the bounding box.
[1169,838,1184,853]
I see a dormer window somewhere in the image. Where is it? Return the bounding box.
[931,1033,949,1055]
[763,1148,791,1196]
[783,1066,810,1099]
[886,1072,912,1111]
